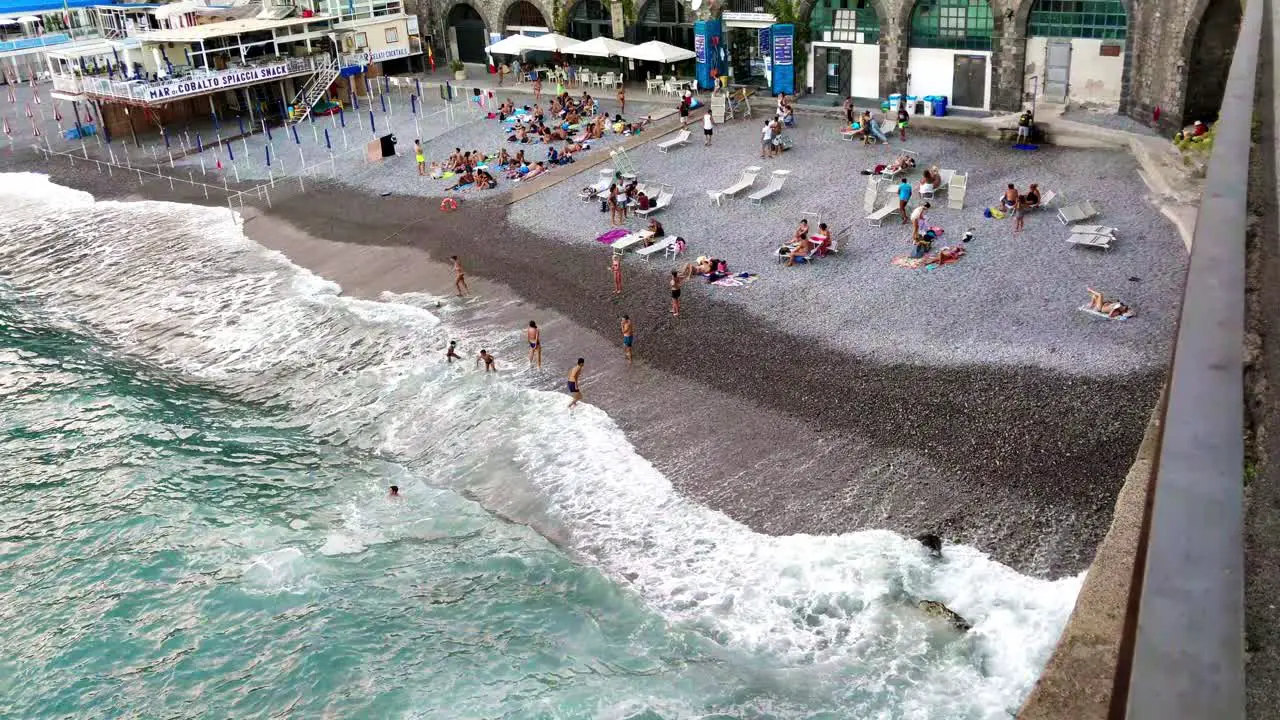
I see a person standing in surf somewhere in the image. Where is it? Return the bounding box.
[451,256,469,296]
[445,340,461,363]
[620,315,634,364]
[477,349,496,372]
[527,321,542,368]
[611,255,623,295]
[567,358,585,410]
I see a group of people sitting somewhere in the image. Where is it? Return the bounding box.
[779,219,837,265]
[680,255,731,283]
[446,167,497,191]
[998,182,1044,212]
[844,107,890,145]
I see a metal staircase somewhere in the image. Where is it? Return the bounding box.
[287,56,339,125]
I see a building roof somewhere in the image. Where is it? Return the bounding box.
[0,0,109,14]
[134,13,331,41]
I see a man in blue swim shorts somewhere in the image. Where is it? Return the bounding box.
[620,315,634,364]
[567,358,585,410]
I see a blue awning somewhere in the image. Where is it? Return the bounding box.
[0,0,110,15]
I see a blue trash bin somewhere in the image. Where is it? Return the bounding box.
[933,97,948,117]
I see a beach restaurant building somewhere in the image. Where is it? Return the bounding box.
[44,0,420,140]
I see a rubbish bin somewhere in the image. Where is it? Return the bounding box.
[933,97,948,117]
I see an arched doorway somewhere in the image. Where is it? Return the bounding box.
[907,0,995,109]
[1183,0,1243,125]
[636,0,693,46]
[505,0,549,32]
[568,0,612,40]
[447,3,488,64]
[1025,0,1127,104]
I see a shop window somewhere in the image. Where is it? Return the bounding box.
[909,0,994,50]
[811,0,880,44]
[1028,0,1127,40]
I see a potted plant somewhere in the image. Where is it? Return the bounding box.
[450,60,466,82]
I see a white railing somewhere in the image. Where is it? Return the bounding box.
[73,55,327,104]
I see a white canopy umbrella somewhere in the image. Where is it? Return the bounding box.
[484,33,539,55]
[562,37,635,57]
[15,15,42,23]
[525,32,580,52]
[618,40,695,63]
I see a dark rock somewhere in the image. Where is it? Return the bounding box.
[918,600,972,632]
[916,533,943,557]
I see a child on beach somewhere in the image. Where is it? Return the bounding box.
[451,256,469,296]
[1014,194,1027,233]
[897,102,910,141]
[415,140,425,176]
[612,255,623,295]
[477,349,496,372]
[446,340,461,363]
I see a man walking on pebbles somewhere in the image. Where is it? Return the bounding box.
[621,315,634,364]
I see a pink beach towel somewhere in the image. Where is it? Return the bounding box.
[596,228,630,245]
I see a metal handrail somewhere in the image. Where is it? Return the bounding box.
[1120,0,1262,715]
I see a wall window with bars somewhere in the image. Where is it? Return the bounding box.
[636,0,693,48]
[810,0,881,44]
[909,0,994,50]
[1028,0,1127,40]
[568,0,612,40]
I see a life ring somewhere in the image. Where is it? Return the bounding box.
[440,197,458,212]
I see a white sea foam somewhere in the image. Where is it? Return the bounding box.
[0,172,1084,717]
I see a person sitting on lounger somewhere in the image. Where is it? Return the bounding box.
[795,219,809,241]
[785,232,812,266]
[865,110,888,144]
[1087,288,1135,318]
[448,170,475,191]
[883,154,916,175]
[920,166,941,194]
[645,219,665,242]
[813,222,835,255]
[1001,183,1019,211]
[1022,183,1042,208]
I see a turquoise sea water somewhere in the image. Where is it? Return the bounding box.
[0,173,1082,719]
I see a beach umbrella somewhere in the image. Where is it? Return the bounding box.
[618,40,696,63]
[563,37,635,57]
[526,33,579,52]
[484,33,538,56]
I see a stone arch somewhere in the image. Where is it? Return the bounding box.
[634,0,694,45]
[446,1,489,64]
[499,0,552,30]
[1178,0,1243,126]
[1014,0,1134,110]
[797,0,891,27]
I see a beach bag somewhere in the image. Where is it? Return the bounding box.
[600,199,608,213]
[983,208,993,218]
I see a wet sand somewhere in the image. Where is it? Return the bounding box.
[8,150,1163,577]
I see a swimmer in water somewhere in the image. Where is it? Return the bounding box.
[478,349,496,372]
[388,485,400,498]
[567,357,584,410]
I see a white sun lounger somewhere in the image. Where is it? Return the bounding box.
[1058,200,1100,225]
[1067,233,1113,250]
[865,204,899,227]
[1073,224,1118,237]
[636,235,677,260]
[719,166,762,198]
[636,189,673,216]
[748,169,790,204]
[1028,189,1057,210]
[657,130,691,153]
[948,172,968,209]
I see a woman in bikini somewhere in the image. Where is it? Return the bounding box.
[527,320,542,368]
[670,270,683,317]
[611,255,623,295]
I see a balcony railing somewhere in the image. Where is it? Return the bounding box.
[67,54,329,104]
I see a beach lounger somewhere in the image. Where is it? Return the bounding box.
[719,166,762,199]
[865,204,899,227]
[1067,233,1113,250]
[1028,189,1057,210]
[636,236,677,260]
[1072,224,1118,238]
[748,170,790,205]
[579,175,613,200]
[657,130,691,153]
[1058,200,1100,225]
[948,172,968,209]
[665,236,685,259]
[610,233,646,255]
[636,189,673,217]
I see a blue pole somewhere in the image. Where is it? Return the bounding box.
[265,144,271,166]
[340,107,346,127]
[162,127,170,148]
[369,110,375,134]
[364,76,371,97]
[211,110,219,130]
[266,122,273,141]
[291,124,300,144]
[380,93,387,114]
[238,116,245,135]
[196,133,203,153]
[415,78,421,97]
[383,76,389,94]
[352,91,359,110]
[324,127,331,150]
[227,142,235,161]
[410,94,417,114]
